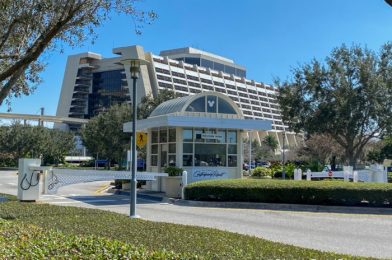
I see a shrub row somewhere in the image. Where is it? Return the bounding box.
[184,179,392,207]
[0,196,354,259]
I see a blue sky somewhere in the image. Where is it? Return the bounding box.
[2,0,392,116]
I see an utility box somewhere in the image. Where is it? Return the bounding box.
[17,158,42,202]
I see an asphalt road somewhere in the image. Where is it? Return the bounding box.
[1,170,392,258]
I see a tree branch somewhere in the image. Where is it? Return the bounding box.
[0,66,25,104]
[0,4,81,85]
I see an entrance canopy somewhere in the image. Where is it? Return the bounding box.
[123,92,272,132]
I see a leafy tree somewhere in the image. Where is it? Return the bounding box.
[0,123,74,166]
[277,43,392,167]
[81,103,131,168]
[0,1,156,107]
[138,89,178,119]
[366,136,392,163]
[44,129,76,165]
[297,133,344,166]
[262,135,278,152]
[243,138,277,163]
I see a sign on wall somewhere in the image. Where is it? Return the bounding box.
[192,168,228,180]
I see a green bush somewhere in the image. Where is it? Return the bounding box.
[252,167,272,178]
[0,197,354,259]
[164,166,183,176]
[184,179,392,207]
[269,162,282,176]
[284,162,296,179]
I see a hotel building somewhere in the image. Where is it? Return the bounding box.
[55,45,300,150]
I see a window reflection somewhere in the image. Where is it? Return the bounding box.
[227,131,237,143]
[195,144,226,167]
[183,155,193,166]
[183,129,193,142]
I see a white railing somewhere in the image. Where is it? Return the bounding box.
[294,164,387,183]
[17,158,167,201]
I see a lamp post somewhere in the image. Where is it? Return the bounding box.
[249,131,252,171]
[121,58,148,218]
[282,129,286,179]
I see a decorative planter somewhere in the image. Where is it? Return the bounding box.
[163,176,182,198]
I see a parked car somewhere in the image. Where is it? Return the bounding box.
[243,163,249,171]
[250,161,270,169]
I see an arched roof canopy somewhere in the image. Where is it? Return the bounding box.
[150,92,243,118]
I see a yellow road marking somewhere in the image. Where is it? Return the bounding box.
[95,183,111,194]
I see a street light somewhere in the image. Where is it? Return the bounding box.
[121,58,148,218]
[282,129,286,179]
[386,0,392,7]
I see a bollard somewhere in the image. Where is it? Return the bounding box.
[375,164,387,183]
[343,166,352,182]
[181,171,188,199]
[306,169,311,181]
[17,158,42,202]
[294,168,302,180]
[353,171,358,183]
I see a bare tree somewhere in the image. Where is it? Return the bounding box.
[0,0,156,107]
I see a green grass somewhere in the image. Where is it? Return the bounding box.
[0,219,188,259]
[0,194,362,259]
[184,179,392,207]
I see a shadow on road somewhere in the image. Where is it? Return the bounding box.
[66,194,163,206]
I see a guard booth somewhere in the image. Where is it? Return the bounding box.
[123,92,272,192]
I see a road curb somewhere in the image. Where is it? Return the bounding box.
[169,199,392,215]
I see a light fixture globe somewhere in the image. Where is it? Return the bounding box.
[121,58,149,79]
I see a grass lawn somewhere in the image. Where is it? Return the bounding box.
[0,194,364,259]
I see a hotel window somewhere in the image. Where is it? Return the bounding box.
[215,87,226,93]
[226,84,236,90]
[213,81,224,87]
[201,78,213,84]
[151,130,159,166]
[150,128,176,167]
[189,81,201,88]
[174,85,188,92]
[187,75,199,81]
[173,78,186,85]
[202,84,214,90]
[155,68,170,75]
[189,88,201,94]
[172,71,185,78]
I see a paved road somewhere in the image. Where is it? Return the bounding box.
[0,171,18,196]
[1,170,392,258]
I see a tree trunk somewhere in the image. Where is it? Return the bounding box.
[346,151,357,169]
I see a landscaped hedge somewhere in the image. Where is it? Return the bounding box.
[184,179,392,207]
